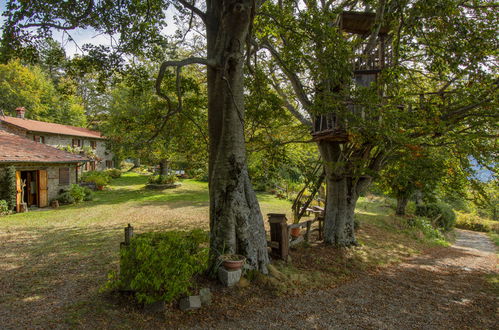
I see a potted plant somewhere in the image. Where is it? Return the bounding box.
[219,254,246,271]
[290,226,301,239]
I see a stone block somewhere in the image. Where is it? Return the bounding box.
[218,267,242,287]
[199,288,212,306]
[179,296,201,311]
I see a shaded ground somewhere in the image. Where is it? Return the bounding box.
[205,229,497,329]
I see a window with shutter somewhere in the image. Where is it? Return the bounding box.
[59,168,70,185]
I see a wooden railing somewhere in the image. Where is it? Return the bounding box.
[352,38,392,72]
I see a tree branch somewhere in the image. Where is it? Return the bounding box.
[20,0,94,30]
[148,57,213,143]
[270,75,313,128]
[177,0,207,23]
[260,41,313,111]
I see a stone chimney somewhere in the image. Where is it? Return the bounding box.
[15,107,26,118]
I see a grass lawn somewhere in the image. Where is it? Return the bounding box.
[0,173,444,328]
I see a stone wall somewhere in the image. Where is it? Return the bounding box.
[26,133,113,171]
[0,163,78,203]
[0,121,114,172]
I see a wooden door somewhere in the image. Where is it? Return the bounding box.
[15,171,21,212]
[38,170,48,208]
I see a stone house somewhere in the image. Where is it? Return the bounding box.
[0,107,114,172]
[0,130,88,211]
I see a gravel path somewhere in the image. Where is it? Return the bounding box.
[208,230,497,329]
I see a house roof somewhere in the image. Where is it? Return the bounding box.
[0,116,105,139]
[0,130,89,164]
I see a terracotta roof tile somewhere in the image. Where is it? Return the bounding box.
[0,116,105,139]
[0,130,88,163]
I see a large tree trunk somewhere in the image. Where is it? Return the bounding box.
[323,174,358,246]
[318,141,371,246]
[396,195,409,216]
[205,1,269,273]
[159,159,168,176]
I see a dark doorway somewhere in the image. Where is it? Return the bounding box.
[20,171,38,207]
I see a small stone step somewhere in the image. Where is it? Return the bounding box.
[179,296,202,311]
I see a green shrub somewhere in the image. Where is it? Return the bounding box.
[69,184,85,204]
[0,199,9,216]
[57,191,75,205]
[81,171,111,186]
[407,216,444,241]
[147,174,177,185]
[105,168,122,179]
[455,212,499,233]
[107,230,208,304]
[0,166,17,211]
[415,202,456,231]
[83,187,94,201]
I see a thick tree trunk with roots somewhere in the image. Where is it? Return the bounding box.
[396,194,409,216]
[318,141,372,246]
[205,1,269,273]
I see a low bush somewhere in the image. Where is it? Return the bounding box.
[56,184,91,205]
[81,171,111,187]
[415,202,456,231]
[106,230,208,304]
[57,191,75,205]
[0,199,9,216]
[69,184,85,203]
[105,168,122,179]
[147,174,177,185]
[455,212,499,233]
[83,187,94,201]
[407,216,444,241]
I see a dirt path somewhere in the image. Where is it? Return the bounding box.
[207,230,497,329]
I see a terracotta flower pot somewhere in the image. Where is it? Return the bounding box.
[290,227,301,238]
[219,254,246,271]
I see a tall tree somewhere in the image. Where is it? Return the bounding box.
[0,59,86,125]
[105,61,208,174]
[255,0,498,246]
[4,0,270,272]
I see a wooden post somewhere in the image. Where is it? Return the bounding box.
[124,223,134,246]
[268,213,289,261]
[304,220,312,243]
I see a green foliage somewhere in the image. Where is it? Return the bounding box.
[104,61,208,174]
[81,171,111,187]
[59,145,98,160]
[0,166,17,211]
[83,187,94,201]
[455,212,499,234]
[68,184,85,204]
[105,169,122,179]
[147,174,177,185]
[57,191,75,205]
[415,203,456,231]
[0,200,10,216]
[107,230,209,304]
[0,60,86,126]
[407,216,445,241]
